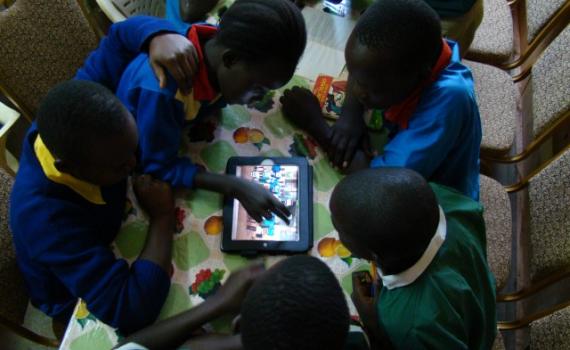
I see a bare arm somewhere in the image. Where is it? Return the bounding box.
[134,175,175,272]
[328,77,367,167]
[115,264,264,350]
[193,172,290,223]
[115,296,227,350]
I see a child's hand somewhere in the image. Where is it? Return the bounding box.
[232,178,291,224]
[133,175,175,219]
[328,110,366,169]
[211,263,265,315]
[280,87,324,134]
[149,33,198,95]
[351,271,379,336]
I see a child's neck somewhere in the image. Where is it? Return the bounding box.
[203,39,222,92]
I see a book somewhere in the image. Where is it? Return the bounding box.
[312,74,348,120]
[312,74,385,131]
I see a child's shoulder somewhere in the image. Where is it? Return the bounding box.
[430,183,482,212]
[431,62,475,100]
[11,177,92,257]
[416,63,478,120]
[12,147,95,239]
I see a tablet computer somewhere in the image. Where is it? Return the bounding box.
[221,157,313,255]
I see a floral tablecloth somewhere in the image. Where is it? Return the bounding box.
[58,77,373,350]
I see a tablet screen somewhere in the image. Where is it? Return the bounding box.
[232,164,299,242]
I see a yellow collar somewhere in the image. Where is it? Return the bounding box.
[34,135,106,205]
[175,90,223,121]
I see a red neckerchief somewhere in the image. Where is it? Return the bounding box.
[384,39,452,129]
[186,25,219,101]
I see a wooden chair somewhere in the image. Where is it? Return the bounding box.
[480,174,513,349]
[473,25,570,185]
[0,102,21,176]
[0,0,99,122]
[466,0,570,73]
[0,168,60,347]
[77,0,114,38]
[493,144,570,349]
[463,59,518,182]
[0,0,15,8]
[466,0,515,67]
[464,0,569,190]
[94,0,165,23]
[529,305,570,349]
[480,174,512,294]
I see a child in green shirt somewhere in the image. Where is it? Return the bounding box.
[330,168,497,349]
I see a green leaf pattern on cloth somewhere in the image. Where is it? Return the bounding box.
[186,189,223,219]
[200,141,238,173]
[158,283,192,320]
[114,222,148,259]
[69,327,113,350]
[220,105,251,130]
[173,232,210,270]
[313,203,335,241]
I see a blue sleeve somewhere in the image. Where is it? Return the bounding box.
[36,207,170,334]
[166,0,192,33]
[370,86,466,178]
[75,16,180,90]
[135,88,199,188]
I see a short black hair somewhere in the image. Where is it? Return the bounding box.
[241,255,349,350]
[218,0,307,69]
[354,0,442,71]
[330,168,439,274]
[36,80,130,162]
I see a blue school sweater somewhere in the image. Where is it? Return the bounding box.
[114,24,226,188]
[371,40,482,200]
[10,17,180,334]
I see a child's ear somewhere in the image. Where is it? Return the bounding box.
[221,49,240,69]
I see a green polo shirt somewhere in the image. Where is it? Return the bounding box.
[377,183,497,349]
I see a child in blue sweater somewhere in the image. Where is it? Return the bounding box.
[281,0,482,200]
[107,0,306,223]
[10,19,202,334]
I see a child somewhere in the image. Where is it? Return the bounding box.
[110,0,306,222]
[113,256,353,350]
[10,19,202,333]
[330,168,497,349]
[280,0,482,200]
[10,81,173,334]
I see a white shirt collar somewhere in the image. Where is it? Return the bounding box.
[378,206,447,290]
